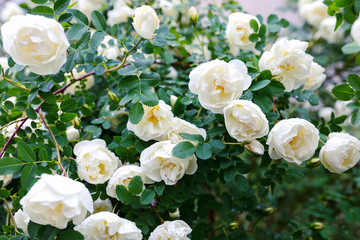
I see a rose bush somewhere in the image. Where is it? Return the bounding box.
[0,0,360,239]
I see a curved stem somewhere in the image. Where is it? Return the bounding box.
[192,25,206,59]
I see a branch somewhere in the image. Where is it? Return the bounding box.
[0,37,144,158]
[1,68,30,92]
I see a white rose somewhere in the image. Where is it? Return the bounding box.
[64,69,95,95]
[244,140,265,155]
[127,100,174,141]
[315,17,344,44]
[160,0,181,18]
[97,35,122,60]
[74,212,142,240]
[107,0,132,25]
[149,220,192,240]
[20,174,93,229]
[223,100,269,142]
[140,141,198,185]
[132,5,160,39]
[74,139,122,184]
[93,198,113,214]
[188,6,198,22]
[303,61,326,90]
[351,17,360,46]
[267,118,319,164]
[0,174,13,187]
[106,165,151,199]
[189,59,252,113]
[225,12,260,54]
[14,209,30,235]
[0,2,25,22]
[299,0,329,27]
[166,66,178,79]
[66,126,80,142]
[74,0,106,19]
[0,57,9,71]
[320,133,360,173]
[334,100,353,116]
[1,14,69,75]
[158,117,206,146]
[259,38,313,92]
[318,107,334,122]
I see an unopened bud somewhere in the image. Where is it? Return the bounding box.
[169,208,180,218]
[229,221,239,231]
[244,140,264,155]
[306,158,321,169]
[189,7,198,24]
[264,207,275,216]
[170,95,178,108]
[71,116,81,129]
[310,222,325,230]
[107,90,119,104]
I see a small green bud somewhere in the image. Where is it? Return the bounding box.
[264,207,275,216]
[189,7,198,24]
[71,116,81,129]
[306,158,321,168]
[229,221,239,231]
[107,90,119,104]
[310,222,325,230]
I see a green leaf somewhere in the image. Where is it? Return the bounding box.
[140,189,155,205]
[139,72,161,87]
[172,141,196,159]
[39,91,57,104]
[116,185,133,205]
[332,84,355,101]
[335,12,343,31]
[154,182,165,196]
[90,31,105,49]
[39,148,49,161]
[224,167,237,182]
[0,157,26,175]
[91,11,107,32]
[119,75,139,90]
[342,42,360,54]
[128,176,143,195]
[60,113,77,122]
[58,12,73,23]
[179,133,205,143]
[235,175,249,192]
[140,89,159,107]
[67,24,89,41]
[67,9,89,25]
[251,80,271,91]
[0,189,10,199]
[54,0,70,14]
[18,142,36,163]
[26,107,37,120]
[129,102,144,124]
[250,19,259,32]
[20,164,38,188]
[61,99,77,111]
[196,143,212,160]
[57,230,84,240]
[31,6,54,18]
[249,33,258,42]
[348,74,360,91]
[31,0,48,4]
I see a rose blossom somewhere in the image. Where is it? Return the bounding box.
[127,100,174,141]
[298,0,329,27]
[189,59,252,113]
[93,198,113,214]
[20,174,93,229]
[132,5,160,39]
[225,12,260,54]
[320,133,360,173]
[106,165,151,199]
[0,2,25,22]
[315,17,344,44]
[140,141,197,185]
[1,14,69,75]
[149,220,192,240]
[14,209,30,235]
[351,16,360,46]
[107,0,132,26]
[75,212,142,240]
[74,139,121,184]
[303,61,326,90]
[223,100,269,142]
[259,38,313,92]
[267,118,319,164]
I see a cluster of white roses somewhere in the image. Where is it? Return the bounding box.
[298,0,345,43]
[14,174,192,239]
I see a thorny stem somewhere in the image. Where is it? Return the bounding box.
[4,199,18,235]
[37,111,67,176]
[192,25,206,59]
[0,37,143,159]
[1,68,29,92]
